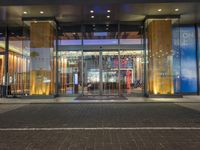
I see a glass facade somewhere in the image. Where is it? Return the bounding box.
[1,19,200,97]
[22,20,56,96]
[0,29,5,86]
[57,23,144,96]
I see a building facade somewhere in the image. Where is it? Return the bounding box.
[0,1,200,98]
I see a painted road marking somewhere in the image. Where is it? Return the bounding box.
[0,127,200,131]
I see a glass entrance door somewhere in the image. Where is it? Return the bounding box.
[83,51,100,95]
[102,51,119,95]
[83,50,119,95]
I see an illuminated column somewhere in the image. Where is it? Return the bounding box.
[30,22,54,95]
[147,20,174,94]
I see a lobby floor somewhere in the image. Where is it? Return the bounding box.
[0,102,200,149]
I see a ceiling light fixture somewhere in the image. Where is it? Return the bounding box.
[107,15,110,18]
[106,28,109,30]
[90,10,94,13]
[158,9,162,12]
[91,15,94,18]
[93,24,95,27]
[107,10,111,13]
[106,24,109,27]
[23,11,27,14]
[40,11,44,14]
[175,8,179,12]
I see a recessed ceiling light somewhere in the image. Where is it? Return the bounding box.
[90,10,94,13]
[23,11,27,14]
[107,10,111,13]
[107,15,110,18]
[91,15,94,18]
[40,11,44,14]
[175,8,179,12]
[158,9,162,12]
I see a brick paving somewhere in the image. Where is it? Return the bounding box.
[0,103,200,128]
[0,103,200,149]
[0,130,200,150]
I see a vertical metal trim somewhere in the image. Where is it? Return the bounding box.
[99,50,103,95]
[195,24,200,95]
[143,20,147,96]
[4,26,9,97]
[118,22,121,96]
[81,24,84,96]
[55,22,59,96]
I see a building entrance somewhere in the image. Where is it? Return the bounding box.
[83,50,119,96]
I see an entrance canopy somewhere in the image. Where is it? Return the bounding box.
[0,2,200,26]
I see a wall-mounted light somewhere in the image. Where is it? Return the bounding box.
[157,9,162,12]
[90,10,94,13]
[40,11,44,14]
[175,8,179,12]
[107,15,110,18]
[91,15,94,18]
[107,10,111,13]
[23,11,27,14]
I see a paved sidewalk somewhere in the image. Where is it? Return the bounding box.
[0,103,200,150]
[0,95,200,104]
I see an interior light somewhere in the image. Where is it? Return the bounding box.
[91,15,94,18]
[106,28,109,30]
[90,10,94,13]
[106,24,109,27]
[158,9,162,12]
[175,8,179,12]
[107,15,110,18]
[40,11,44,14]
[93,24,95,27]
[23,11,27,14]
[107,10,111,13]
[93,28,96,30]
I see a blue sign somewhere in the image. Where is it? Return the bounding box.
[180,26,197,93]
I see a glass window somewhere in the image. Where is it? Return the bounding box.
[120,50,144,95]
[145,18,181,95]
[58,24,82,46]
[0,28,5,52]
[22,20,56,96]
[58,51,82,95]
[83,24,118,45]
[119,24,143,45]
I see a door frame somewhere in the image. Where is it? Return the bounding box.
[82,49,120,96]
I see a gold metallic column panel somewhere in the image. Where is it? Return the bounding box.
[148,20,174,94]
[30,22,54,95]
[30,22,54,48]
